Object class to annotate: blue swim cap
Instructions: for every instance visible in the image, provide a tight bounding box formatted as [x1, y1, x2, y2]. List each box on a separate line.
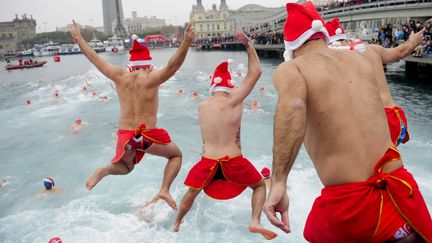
[44, 178, 55, 190]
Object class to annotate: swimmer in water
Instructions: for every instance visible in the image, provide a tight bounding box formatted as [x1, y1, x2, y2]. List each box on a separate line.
[0, 178, 7, 187]
[250, 100, 259, 111]
[178, 89, 185, 96]
[25, 100, 32, 105]
[192, 91, 199, 100]
[40, 178, 61, 193]
[259, 86, 266, 94]
[70, 118, 84, 135]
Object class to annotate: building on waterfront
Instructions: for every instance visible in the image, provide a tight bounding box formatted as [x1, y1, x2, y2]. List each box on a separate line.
[0, 14, 36, 54]
[227, 4, 286, 34]
[190, 0, 233, 38]
[123, 12, 166, 34]
[102, 0, 125, 35]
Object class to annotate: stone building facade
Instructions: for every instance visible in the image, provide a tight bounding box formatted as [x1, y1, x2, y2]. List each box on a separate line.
[0, 14, 37, 54]
[123, 12, 166, 34]
[190, 0, 233, 38]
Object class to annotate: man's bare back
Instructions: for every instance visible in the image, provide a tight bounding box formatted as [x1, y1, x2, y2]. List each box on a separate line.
[114, 70, 160, 130]
[276, 40, 397, 186]
[199, 95, 243, 158]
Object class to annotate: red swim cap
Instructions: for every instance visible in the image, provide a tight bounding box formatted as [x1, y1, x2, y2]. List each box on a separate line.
[261, 167, 271, 178]
[76, 118, 81, 124]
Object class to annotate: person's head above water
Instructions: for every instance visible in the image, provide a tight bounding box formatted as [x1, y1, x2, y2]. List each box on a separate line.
[44, 178, 55, 190]
[283, 1, 329, 61]
[75, 118, 82, 125]
[128, 35, 152, 71]
[209, 60, 235, 94]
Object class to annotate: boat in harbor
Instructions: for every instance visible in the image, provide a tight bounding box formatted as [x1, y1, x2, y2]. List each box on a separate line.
[33, 42, 61, 57]
[4, 60, 47, 70]
[89, 38, 106, 53]
[104, 36, 125, 52]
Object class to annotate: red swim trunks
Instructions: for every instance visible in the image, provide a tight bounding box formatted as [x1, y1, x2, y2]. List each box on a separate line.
[304, 147, 432, 242]
[184, 155, 262, 200]
[385, 106, 409, 146]
[111, 124, 171, 164]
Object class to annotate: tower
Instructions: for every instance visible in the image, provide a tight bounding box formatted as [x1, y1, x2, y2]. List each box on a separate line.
[102, 0, 124, 35]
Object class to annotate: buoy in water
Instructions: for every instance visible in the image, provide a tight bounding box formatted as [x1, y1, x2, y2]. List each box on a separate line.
[48, 237, 62, 243]
[53, 56, 61, 62]
[113, 47, 119, 53]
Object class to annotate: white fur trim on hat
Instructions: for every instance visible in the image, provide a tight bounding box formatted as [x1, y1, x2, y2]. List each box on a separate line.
[213, 77, 222, 84]
[311, 20, 323, 31]
[329, 34, 347, 44]
[132, 34, 138, 40]
[335, 28, 342, 35]
[210, 86, 233, 93]
[129, 60, 153, 67]
[284, 27, 330, 51]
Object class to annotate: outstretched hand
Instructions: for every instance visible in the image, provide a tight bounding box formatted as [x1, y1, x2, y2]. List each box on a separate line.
[69, 20, 82, 42]
[408, 28, 425, 47]
[184, 23, 196, 43]
[263, 182, 291, 233]
[235, 27, 251, 47]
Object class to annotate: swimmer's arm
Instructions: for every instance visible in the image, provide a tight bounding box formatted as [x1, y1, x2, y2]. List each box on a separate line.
[69, 20, 124, 82]
[272, 63, 307, 186]
[371, 28, 425, 64]
[149, 24, 196, 86]
[229, 36, 261, 105]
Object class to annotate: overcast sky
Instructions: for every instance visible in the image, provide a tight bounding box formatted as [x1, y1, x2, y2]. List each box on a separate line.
[1, 0, 290, 32]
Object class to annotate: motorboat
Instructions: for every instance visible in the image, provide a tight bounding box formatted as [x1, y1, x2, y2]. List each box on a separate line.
[4, 60, 47, 70]
[104, 36, 125, 52]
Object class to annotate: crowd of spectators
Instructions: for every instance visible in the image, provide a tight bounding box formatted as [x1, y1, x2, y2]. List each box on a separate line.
[316, 0, 431, 12]
[369, 20, 432, 57]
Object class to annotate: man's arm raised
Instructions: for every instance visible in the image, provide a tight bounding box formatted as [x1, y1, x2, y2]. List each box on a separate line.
[370, 28, 425, 64]
[263, 62, 307, 234]
[229, 28, 261, 106]
[69, 20, 124, 83]
[149, 24, 196, 85]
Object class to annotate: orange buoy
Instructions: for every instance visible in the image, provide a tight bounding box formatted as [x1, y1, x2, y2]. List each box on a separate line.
[53, 56, 61, 62]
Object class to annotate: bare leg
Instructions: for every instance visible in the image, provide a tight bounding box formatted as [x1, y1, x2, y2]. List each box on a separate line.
[143, 142, 182, 210]
[86, 151, 135, 190]
[248, 180, 278, 240]
[173, 188, 201, 232]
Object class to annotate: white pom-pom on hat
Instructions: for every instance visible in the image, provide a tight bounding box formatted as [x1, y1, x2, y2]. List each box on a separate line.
[311, 20, 323, 31]
[354, 43, 366, 53]
[227, 59, 234, 64]
[213, 77, 222, 84]
[283, 49, 293, 62]
[335, 28, 342, 35]
[131, 34, 138, 40]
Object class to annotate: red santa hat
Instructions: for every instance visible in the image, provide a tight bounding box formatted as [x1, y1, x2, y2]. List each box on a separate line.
[261, 167, 271, 179]
[325, 18, 347, 44]
[283, 1, 329, 61]
[209, 60, 235, 93]
[128, 34, 152, 70]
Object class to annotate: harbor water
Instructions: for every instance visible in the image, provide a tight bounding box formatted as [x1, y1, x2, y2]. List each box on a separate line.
[0, 49, 431, 242]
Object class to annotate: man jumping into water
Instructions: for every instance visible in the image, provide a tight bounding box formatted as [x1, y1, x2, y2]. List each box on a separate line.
[264, 2, 431, 242]
[325, 17, 426, 147]
[69, 20, 196, 210]
[172, 28, 277, 240]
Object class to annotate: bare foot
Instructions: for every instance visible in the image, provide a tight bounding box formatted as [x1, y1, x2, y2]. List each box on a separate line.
[86, 167, 107, 190]
[158, 191, 178, 211]
[143, 192, 177, 210]
[249, 223, 278, 240]
[172, 219, 184, 232]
